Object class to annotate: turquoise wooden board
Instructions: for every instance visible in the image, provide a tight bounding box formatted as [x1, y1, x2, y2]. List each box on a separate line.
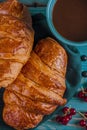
[0, 0, 87, 130]
[20, 0, 48, 4]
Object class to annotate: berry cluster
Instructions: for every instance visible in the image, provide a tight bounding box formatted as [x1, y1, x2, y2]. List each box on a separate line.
[78, 88, 87, 102]
[78, 112, 87, 129]
[56, 107, 76, 125]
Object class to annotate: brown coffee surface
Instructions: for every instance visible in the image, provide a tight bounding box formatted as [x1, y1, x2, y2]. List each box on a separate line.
[53, 0, 87, 42]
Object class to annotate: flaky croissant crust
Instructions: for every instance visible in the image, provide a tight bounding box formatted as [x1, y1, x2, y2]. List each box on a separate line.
[3, 37, 67, 130]
[0, 0, 34, 87]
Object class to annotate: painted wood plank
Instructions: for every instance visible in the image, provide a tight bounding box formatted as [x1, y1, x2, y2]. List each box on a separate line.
[29, 7, 46, 15]
[20, 0, 48, 4]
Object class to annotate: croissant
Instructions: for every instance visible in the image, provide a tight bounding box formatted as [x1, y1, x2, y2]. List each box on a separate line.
[3, 37, 67, 130]
[0, 0, 34, 87]
[0, 0, 33, 29]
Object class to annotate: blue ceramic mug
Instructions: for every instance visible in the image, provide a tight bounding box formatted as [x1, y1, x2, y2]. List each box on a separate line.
[46, 0, 87, 46]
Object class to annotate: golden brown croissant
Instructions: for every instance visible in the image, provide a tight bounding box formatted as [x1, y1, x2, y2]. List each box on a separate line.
[3, 37, 67, 130]
[0, 0, 34, 87]
[0, 0, 33, 29]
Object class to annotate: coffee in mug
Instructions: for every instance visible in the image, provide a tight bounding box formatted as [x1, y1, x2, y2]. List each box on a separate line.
[53, 0, 87, 42]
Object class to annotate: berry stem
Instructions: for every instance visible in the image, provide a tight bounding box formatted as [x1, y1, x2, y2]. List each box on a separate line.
[67, 105, 71, 113]
[77, 111, 87, 120]
[81, 87, 87, 94]
[82, 87, 84, 92]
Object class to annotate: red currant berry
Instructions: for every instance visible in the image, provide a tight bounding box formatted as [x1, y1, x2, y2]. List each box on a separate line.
[59, 116, 63, 123]
[78, 91, 85, 98]
[84, 96, 87, 102]
[85, 112, 87, 117]
[86, 126, 87, 130]
[62, 107, 69, 114]
[79, 120, 86, 127]
[67, 114, 72, 120]
[61, 116, 69, 125]
[70, 108, 76, 115]
[56, 115, 61, 122]
[84, 88, 87, 92]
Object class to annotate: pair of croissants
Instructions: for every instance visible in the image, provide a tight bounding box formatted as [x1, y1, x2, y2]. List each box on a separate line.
[0, 0, 68, 129]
